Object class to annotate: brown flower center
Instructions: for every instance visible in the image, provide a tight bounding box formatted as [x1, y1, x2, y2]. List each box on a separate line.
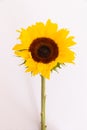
[29, 37, 59, 63]
[37, 45, 51, 58]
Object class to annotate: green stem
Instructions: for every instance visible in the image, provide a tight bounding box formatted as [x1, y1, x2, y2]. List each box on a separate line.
[41, 76, 46, 130]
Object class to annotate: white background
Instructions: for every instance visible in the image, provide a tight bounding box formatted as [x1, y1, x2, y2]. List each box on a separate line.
[0, 0, 87, 130]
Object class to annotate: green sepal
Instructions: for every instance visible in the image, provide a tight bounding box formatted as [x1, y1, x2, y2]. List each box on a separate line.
[19, 60, 26, 65]
[52, 63, 65, 72]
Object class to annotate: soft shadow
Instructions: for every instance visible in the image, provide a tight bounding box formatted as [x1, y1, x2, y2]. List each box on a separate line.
[25, 76, 40, 127]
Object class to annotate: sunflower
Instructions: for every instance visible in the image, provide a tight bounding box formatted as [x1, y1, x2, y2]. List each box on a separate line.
[13, 19, 76, 79]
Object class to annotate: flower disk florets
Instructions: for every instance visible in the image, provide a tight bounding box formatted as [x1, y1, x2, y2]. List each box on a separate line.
[29, 37, 58, 63]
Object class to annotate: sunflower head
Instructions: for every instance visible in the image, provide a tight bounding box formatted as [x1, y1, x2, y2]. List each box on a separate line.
[13, 19, 76, 79]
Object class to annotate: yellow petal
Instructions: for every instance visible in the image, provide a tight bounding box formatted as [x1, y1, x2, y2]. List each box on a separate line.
[13, 44, 28, 50]
[14, 50, 30, 59]
[65, 36, 76, 47]
[45, 19, 58, 36]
